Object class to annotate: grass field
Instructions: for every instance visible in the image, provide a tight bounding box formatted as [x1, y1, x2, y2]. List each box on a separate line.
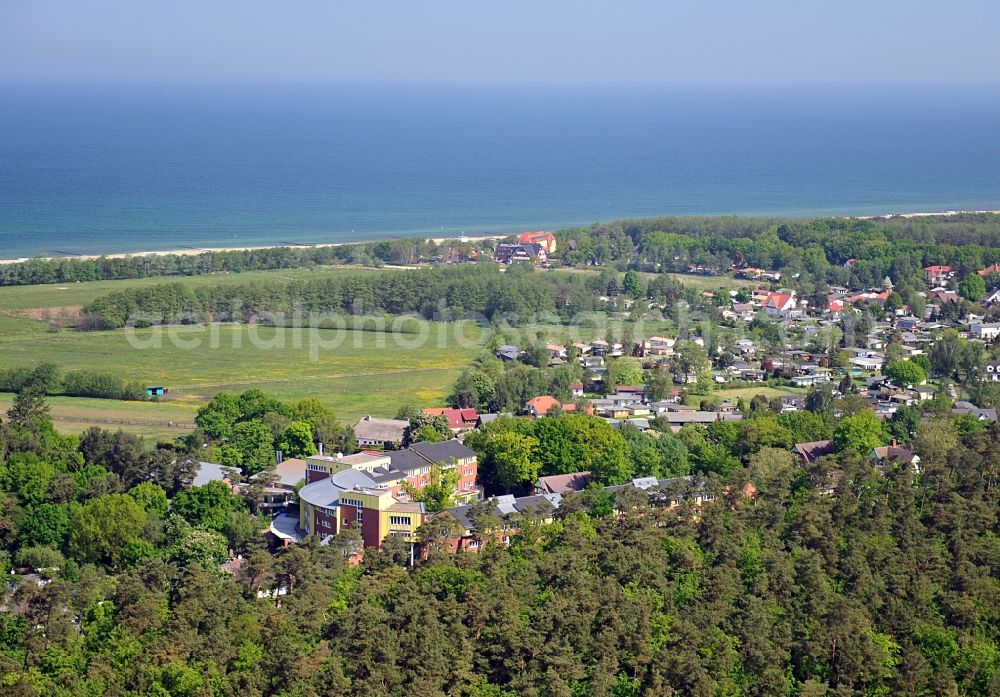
[0, 393, 200, 442]
[0, 267, 491, 431]
[662, 272, 748, 293]
[0, 321, 486, 424]
[684, 385, 806, 406]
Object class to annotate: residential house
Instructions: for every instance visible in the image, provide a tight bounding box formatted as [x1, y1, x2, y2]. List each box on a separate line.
[870, 443, 920, 470]
[648, 400, 695, 416]
[970, 323, 1000, 341]
[494, 242, 546, 264]
[524, 395, 590, 417]
[353, 416, 409, 449]
[779, 396, 806, 413]
[192, 461, 234, 488]
[763, 291, 798, 318]
[546, 344, 567, 360]
[535, 471, 592, 495]
[850, 355, 884, 373]
[422, 407, 480, 432]
[659, 411, 741, 432]
[952, 402, 998, 422]
[646, 336, 675, 355]
[731, 303, 756, 321]
[591, 339, 609, 357]
[794, 440, 834, 464]
[929, 289, 960, 305]
[791, 373, 830, 388]
[733, 339, 756, 356]
[496, 344, 520, 361]
[924, 265, 954, 286]
[827, 299, 846, 315]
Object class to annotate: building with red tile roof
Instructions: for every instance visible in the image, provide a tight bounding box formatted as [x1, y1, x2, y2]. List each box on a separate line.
[422, 407, 479, 431]
[516, 231, 557, 254]
[763, 291, 797, 317]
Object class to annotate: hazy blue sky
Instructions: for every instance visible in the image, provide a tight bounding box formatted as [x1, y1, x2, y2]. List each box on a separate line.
[3, 0, 999, 85]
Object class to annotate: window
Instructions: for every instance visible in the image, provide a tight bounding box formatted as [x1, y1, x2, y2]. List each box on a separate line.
[340, 497, 362, 508]
[356, 510, 363, 523]
[390, 515, 410, 526]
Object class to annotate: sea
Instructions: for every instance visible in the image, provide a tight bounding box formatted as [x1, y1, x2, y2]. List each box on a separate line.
[2, 83, 1000, 259]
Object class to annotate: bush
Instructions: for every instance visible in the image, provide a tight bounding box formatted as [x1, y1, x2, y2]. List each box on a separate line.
[62, 370, 147, 401]
[15, 545, 66, 572]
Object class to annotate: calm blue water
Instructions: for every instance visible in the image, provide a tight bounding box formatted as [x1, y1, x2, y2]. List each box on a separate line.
[1, 84, 1000, 258]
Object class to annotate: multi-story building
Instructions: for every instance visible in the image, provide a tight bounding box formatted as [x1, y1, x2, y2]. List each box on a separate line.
[924, 265, 954, 286]
[516, 231, 557, 254]
[298, 440, 481, 549]
[494, 242, 546, 264]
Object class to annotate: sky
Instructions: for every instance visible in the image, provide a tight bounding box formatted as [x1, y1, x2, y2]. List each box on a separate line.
[2, 0, 999, 85]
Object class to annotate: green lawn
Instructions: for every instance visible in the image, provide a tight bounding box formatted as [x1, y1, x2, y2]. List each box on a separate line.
[685, 385, 806, 406]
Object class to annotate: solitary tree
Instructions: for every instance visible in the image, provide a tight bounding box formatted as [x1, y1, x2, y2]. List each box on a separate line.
[833, 410, 889, 454]
[278, 421, 318, 459]
[884, 360, 926, 387]
[958, 273, 986, 302]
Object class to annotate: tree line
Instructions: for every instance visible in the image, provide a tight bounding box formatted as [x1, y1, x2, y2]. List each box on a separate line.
[0, 363, 147, 401]
[79, 265, 646, 329]
[0, 237, 465, 287]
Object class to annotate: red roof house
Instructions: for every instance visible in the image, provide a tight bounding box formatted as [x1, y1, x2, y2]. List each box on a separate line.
[422, 407, 479, 431]
[763, 292, 797, 317]
[516, 231, 557, 254]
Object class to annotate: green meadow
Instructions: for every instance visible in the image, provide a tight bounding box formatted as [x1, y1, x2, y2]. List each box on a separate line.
[0, 268, 487, 434]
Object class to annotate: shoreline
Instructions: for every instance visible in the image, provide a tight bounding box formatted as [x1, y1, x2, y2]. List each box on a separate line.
[2, 209, 999, 265]
[0, 233, 509, 265]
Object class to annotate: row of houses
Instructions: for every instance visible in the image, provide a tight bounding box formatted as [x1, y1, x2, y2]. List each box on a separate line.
[438, 474, 735, 554]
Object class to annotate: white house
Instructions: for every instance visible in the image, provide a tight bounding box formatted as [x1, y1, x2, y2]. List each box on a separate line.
[763, 291, 798, 318]
[970, 323, 1000, 341]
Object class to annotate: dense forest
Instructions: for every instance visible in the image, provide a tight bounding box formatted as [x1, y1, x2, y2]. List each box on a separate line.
[0, 387, 997, 695]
